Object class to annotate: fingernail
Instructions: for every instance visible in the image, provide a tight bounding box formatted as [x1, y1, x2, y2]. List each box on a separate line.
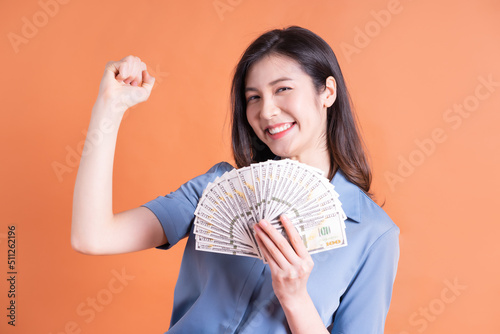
[259, 219, 268, 227]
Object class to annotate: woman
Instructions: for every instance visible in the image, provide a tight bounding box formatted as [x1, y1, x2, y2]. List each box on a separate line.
[72, 26, 399, 333]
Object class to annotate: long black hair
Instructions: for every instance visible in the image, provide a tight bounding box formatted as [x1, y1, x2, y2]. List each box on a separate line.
[230, 26, 372, 194]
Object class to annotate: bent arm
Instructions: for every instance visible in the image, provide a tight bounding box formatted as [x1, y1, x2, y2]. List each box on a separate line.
[71, 98, 167, 255]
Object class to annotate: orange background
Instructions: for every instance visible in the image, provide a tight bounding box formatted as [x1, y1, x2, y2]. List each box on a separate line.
[1, 0, 499, 333]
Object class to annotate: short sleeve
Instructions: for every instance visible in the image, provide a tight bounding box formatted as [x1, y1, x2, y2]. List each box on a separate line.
[330, 225, 400, 334]
[141, 162, 234, 250]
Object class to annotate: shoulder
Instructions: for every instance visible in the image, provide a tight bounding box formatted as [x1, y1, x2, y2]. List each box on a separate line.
[332, 170, 399, 248]
[359, 191, 399, 240]
[174, 161, 235, 204]
[190, 161, 235, 187]
[205, 161, 235, 175]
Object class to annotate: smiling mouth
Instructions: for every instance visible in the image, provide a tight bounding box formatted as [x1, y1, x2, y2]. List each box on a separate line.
[267, 122, 295, 135]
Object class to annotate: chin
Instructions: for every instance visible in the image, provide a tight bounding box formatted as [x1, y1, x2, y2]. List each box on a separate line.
[263, 137, 299, 158]
[269, 147, 295, 159]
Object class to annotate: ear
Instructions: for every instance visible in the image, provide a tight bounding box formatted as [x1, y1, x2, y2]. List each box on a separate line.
[321, 76, 337, 108]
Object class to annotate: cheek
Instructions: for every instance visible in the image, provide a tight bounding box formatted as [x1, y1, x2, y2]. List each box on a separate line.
[285, 94, 307, 119]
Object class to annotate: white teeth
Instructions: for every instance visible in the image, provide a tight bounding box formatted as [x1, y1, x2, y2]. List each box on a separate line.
[268, 123, 292, 135]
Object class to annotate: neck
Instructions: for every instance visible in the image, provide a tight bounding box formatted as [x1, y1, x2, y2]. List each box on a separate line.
[288, 147, 331, 178]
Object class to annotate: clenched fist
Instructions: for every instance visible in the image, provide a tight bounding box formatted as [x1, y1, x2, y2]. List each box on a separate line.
[97, 55, 155, 112]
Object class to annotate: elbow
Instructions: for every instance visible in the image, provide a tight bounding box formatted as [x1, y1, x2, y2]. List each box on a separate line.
[71, 235, 90, 255]
[70, 216, 108, 255]
[71, 233, 100, 255]
[71, 217, 115, 255]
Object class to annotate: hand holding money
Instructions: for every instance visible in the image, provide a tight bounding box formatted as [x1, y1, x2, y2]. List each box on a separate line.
[193, 159, 348, 260]
[254, 214, 314, 303]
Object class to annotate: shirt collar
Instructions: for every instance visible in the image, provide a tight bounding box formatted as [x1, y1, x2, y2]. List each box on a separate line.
[331, 169, 361, 223]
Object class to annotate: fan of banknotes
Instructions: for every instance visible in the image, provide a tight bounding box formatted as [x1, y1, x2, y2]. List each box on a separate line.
[193, 159, 347, 260]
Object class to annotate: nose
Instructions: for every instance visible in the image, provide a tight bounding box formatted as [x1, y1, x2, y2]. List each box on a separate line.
[260, 96, 280, 120]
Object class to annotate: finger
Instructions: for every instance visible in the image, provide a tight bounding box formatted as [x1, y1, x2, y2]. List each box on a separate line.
[115, 56, 139, 84]
[111, 55, 134, 79]
[129, 58, 143, 86]
[130, 62, 146, 86]
[130, 71, 155, 103]
[115, 62, 129, 82]
[280, 215, 308, 258]
[141, 69, 155, 90]
[254, 226, 281, 270]
[104, 60, 123, 82]
[258, 219, 300, 263]
[254, 231, 269, 262]
[123, 61, 135, 84]
[254, 222, 292, 269]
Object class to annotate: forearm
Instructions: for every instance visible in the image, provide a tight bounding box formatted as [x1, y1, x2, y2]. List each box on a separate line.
[281, 293, 329, 334]
[71, 98, 125, 251]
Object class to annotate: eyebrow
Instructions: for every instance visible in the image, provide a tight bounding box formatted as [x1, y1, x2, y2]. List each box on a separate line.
[245, 77, 293, 93]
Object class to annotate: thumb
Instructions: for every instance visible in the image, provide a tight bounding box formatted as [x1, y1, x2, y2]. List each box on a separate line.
[104, 61, 121, 79]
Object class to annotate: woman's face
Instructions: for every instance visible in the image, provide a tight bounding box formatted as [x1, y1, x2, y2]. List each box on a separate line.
[245, 54, 335, 162]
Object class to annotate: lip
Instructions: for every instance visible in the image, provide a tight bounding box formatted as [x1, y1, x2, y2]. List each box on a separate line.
[265, 122, 296, 140]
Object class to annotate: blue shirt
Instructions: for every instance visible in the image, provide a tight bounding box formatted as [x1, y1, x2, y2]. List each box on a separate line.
[141, 162, 400, 333]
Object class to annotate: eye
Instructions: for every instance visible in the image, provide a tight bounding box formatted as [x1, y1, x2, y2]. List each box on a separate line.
[277, 87, 291, 93]
[246, 95, 260, 103]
